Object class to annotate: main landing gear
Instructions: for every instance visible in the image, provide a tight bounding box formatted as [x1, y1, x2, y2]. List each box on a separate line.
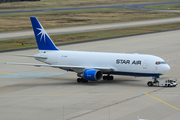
[77, 78, 88, 83]
[76, 74, 114, 83]
[103, 75, 114, 80]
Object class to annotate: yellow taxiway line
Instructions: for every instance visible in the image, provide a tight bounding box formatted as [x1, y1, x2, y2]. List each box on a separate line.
[145, 93, 180, 111]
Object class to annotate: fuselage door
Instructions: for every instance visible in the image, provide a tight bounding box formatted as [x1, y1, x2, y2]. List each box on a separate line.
[143, 60, 147, 69]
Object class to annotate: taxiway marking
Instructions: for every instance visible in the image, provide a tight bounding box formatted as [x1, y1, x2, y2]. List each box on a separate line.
[145, 93, 180, 111]
[0, 92, 180, 98]
[0, 72, 65, 78]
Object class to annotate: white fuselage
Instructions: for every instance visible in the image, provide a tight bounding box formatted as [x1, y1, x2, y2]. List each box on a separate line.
[36, 50, 170, 77]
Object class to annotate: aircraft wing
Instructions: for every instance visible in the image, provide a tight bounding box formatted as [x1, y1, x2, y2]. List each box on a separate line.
[4, 62, 114, 73]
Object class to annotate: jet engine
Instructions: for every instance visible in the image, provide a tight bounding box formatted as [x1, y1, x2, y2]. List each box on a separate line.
[83, 69, 102, 81]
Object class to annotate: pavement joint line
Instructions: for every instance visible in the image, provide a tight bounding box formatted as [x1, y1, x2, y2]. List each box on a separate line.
[144, 93, 180, 111]
[67, 93, 145, 120]
[0, 92, 180, 98]
[0, 72, 39, 77]
[0, 72, 12, 75]
[154, 92, 180, 94]
[0, 92, 137, 98]
[0, 72, 64, 78]
[0, 56, 26, 63]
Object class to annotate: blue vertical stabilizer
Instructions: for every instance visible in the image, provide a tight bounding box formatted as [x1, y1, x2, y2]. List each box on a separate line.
[30, 17, 59, 51]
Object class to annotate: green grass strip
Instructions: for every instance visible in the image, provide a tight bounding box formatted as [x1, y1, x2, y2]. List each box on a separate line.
[0, 22, 180, 52]
[1, 8, 180, 33]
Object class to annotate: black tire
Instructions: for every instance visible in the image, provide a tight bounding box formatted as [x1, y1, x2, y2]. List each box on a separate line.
[103, 76, 107, 80]
[147, 81, 153, 86]
[81, 78, 88, 83]
[107, 76, 110, 80]
[81, 78, 85, 83]
[77, 78, 81, 83]
[110, 76, 114, 80]
[84, 80, 88, 83]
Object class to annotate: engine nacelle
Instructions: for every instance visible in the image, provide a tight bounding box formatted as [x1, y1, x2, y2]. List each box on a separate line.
[83, 69, 102, 81]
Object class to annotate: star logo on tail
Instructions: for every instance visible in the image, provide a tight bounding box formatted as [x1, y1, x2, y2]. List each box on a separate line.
[36, 27, 46, 42]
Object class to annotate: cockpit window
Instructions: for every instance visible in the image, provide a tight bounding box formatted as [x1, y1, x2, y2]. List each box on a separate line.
[155, 61, 166, 65]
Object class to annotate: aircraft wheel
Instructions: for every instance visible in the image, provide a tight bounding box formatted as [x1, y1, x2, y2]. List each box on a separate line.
[81, 78, 85, 83]
[110, 76, 114, 80]
[103, 76, 107, 80]
[77, 78, 81, 83]
[107, 76, 113, 80]
[81, 78, 88, 83]
[147, 81, 153, 86]
[85, 80, 88, 83]
[83, 79, 88, 83]
[103, 76, 114, 80]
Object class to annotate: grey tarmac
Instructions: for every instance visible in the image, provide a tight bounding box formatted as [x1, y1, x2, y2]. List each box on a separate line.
[0, 30, 180, 120]
[1, 17, 180, 41]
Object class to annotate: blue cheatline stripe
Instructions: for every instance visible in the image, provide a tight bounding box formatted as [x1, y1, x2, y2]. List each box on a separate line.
[30, 17, 59, 51]
[104, 71, 162, 77]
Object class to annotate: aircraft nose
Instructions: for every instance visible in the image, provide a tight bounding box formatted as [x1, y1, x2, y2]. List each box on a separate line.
[165, 64, 170, 73]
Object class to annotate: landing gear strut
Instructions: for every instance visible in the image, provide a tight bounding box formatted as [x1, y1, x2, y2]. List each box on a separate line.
[103, 75, 114, 80]
[77, 78, 88, 83]
[147, 76, 159, 86]
[153, 78, 159, 83]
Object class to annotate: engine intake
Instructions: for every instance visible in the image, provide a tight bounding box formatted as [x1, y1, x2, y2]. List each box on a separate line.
[83, 69, 102, 81]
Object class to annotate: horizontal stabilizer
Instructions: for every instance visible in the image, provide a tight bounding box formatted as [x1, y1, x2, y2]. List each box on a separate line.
[12, 54, 47, 59]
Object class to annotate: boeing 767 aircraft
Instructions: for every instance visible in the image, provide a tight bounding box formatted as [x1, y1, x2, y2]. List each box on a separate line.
[6, 17, 170, 83]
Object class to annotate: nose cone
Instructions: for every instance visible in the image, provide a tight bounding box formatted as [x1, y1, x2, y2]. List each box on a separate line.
[164, 64, 170, 73]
